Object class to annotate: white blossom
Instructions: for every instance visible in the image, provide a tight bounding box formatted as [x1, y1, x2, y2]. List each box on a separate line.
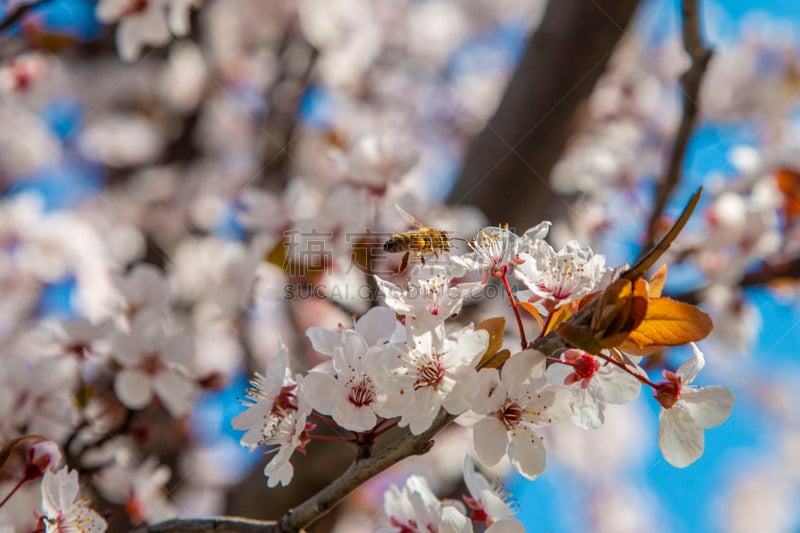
[470, 350, 573, 480]
[369, 326, 488, 435]
[655, 344, 734, 467]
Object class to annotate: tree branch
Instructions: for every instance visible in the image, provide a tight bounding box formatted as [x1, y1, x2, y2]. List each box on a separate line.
[642, 0, 713, 245]
[448, 0, 641, 231]
[139, 517, 275, 532]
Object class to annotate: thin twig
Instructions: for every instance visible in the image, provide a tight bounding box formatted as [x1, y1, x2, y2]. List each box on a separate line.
[642, 0, 713, 249]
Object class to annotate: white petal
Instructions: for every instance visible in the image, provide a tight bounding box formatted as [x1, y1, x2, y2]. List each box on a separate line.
[375, 276, 411, 314]
[473, 417, 508, 467]
[447, 329, 489, 367]
[503, 349, 546, 385]
[442, 368, 478, 415]
[677, 343, 706, 384]
[355, 306, 397, 346]
[114, 369, 152, 409]
[406, 388, 441, 435]
[332, 402, 377, 433]
[42, 467, 78, 516]
[300, 373, 340, 415]
[306, 327, 339, 355]
[440, 505, 472, 533]
[152, 371, 195, 416]
[264, 456, 294, 488]
[597, 366, 641, 404]
[682, 386, 734, 429]
[472, 368, 504, 414]
[508, 429, 546, 480]
[658, 402, 704, 468]
[333, 330, 368, 373]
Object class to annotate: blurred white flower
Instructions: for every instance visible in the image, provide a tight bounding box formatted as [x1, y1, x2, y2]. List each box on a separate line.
[79, 114, 165, 167]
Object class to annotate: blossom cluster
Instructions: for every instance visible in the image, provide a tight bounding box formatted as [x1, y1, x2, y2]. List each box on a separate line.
[232, 221, 734, 530]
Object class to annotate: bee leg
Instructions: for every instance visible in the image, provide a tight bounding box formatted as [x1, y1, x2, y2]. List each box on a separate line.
[395, 252, 410, 275]
[420, 253, 426, 266]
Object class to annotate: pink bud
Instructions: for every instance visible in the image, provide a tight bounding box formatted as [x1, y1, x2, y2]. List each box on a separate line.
[24, 440, 62, 480]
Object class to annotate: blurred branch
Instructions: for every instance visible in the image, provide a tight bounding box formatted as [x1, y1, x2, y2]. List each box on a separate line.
[0, 0, 50, 34]
[139, 517, 274, 532]
[448, 0, 641, 231]
[674, 255, 800, 305]
[642, 0, 713, 247]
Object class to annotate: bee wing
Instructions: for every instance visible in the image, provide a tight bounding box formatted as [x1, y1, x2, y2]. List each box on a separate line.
[395, 204, 426, 229]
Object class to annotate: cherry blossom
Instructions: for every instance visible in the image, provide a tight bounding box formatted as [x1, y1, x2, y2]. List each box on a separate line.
[369, 326, 489, 435]
[461, 458, 524, 533]
[378, 475, 471, 533]
[301, 329, 392, 433]
[654, 344, 734, 467]
[515, 240, 612, 310]
[470, 350, 573, 480]
[232, 340, 313, 487]
[375, 267, 481, 336]
[41, 467, 107, 533]
[125, 458, 178, 525]
[110, 314, 196, 416]
[545, 349, 642, 429]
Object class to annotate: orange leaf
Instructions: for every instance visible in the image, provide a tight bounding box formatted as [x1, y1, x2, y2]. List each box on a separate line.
[476, 317, 506, 368]
[591, 278, 648, 347]
[626, 298, 712, 348]
[544, 305, 572, 335]
[518, 302, 544, 329]
[477, 349, 511, 370]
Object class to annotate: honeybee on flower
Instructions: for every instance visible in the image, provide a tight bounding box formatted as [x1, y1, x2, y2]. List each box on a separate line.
[384, 205, 453, 274]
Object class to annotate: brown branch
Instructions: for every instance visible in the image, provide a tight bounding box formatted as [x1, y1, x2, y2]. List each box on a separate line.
[642, 0, 713, 246]
[276, 412, 445, 532]
[138, 517, 275, 532]
[448, 0, 641, 231]
[673, 255, 800, 305]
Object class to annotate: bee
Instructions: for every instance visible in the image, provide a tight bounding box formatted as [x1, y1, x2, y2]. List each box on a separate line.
[384, 205, 452, 274]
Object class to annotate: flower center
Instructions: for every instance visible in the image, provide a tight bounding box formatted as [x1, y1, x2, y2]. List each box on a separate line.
[414, 354, 445, 390]
[347, 375, 376, 407]
[498, 399, 523, 430]
[573, 354, 598, 379]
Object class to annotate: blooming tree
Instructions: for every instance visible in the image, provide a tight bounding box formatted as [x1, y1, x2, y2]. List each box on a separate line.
[3, 0, 798, 530]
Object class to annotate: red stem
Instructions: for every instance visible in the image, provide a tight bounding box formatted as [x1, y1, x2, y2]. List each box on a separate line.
[0, 477, 27, 510]
[500, 266, 527, 348]
[596, 352, 657, 388]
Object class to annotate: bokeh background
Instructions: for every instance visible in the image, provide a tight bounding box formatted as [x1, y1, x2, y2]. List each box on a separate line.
[2, 0, 800, 531]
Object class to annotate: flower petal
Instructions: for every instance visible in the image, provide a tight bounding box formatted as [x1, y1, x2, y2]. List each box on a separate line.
[508, 428, 546, 480]
[683, 386, 734, 429]
[114, 369, 152, 409]
[355, 306, 397, 346]
[152, 370, 195, 416]
[658, 402, 704, 468]
[473, 417, 508, 467]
